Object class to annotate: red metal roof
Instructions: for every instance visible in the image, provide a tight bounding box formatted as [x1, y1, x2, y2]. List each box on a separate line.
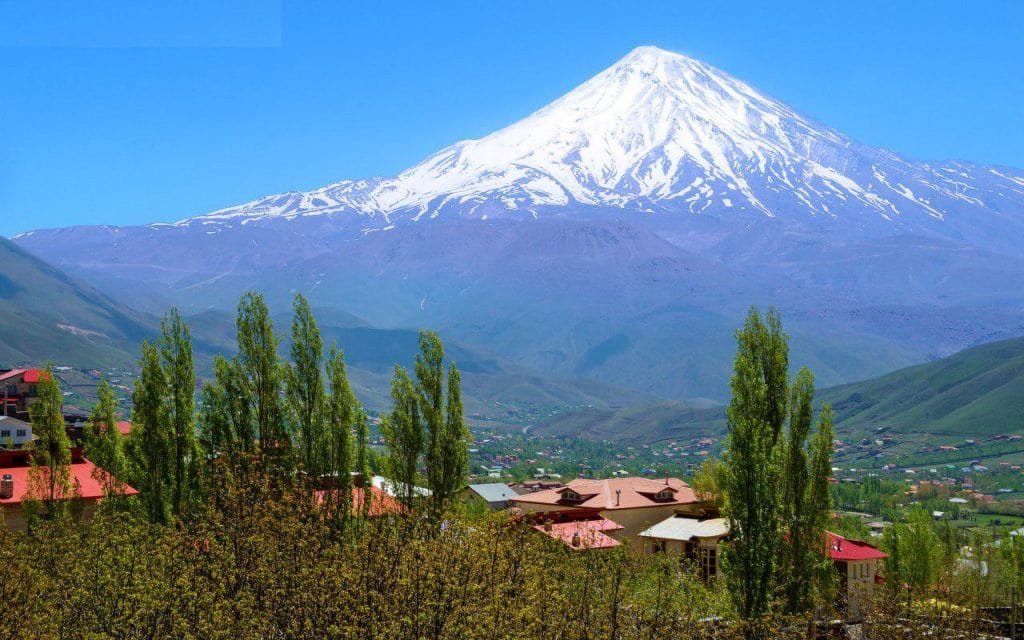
[0, 459, 139, 505]
[827, 531, 888, 561]
[533, 516, 624, 550]
[0, 369, 26, 382]
[0, 369, 47, 384]
[115, 421, 132, 436]
[512, 476, 698, 511]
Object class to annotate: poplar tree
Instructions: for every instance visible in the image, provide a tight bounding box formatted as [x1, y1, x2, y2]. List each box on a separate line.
[286, 293, 327, 476]
[722, 308, 838, 623]
[131, 342, 172, 523]
[27, 366, 73, 520]
[326, 344, 355, 522]
[721, 307, 788, 622]
[84, 378, 126, 488]
[780, 368, 817, 613]
[416, 331, 446, 511]
[355, 408, 372, 517]
[160, 307, 199, 516]
[431, 363, 468, 514]
[236, 291, 288, 460]
[382, 365, 422, 507]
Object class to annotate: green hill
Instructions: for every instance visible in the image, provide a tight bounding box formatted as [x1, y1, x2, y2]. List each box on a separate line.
[0, 236, 156, 368]
[540, 336, 1024, 443]
[819, 336, 1024, 438]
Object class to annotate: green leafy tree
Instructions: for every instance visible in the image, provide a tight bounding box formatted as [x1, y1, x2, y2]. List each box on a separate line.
[160, 307, 199, 516]
[325, 345, 357, 522]
[27, 366, 74, 520]
[355, 408, 372, 517]
[382, 366, 422, 507]
[286, 293, 327, 476]
[883, 508, 942, 593]
[84, 378, 127, 490]
[129, 342, 173, 523]
[236, 291, 287, 458]
[721, 308, 788, 622]
[432, 363, 469, 514]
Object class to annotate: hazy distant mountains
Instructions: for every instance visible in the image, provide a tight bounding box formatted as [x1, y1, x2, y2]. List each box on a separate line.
[534, 335, 1024, 444]
[13, 46, 1024, 404]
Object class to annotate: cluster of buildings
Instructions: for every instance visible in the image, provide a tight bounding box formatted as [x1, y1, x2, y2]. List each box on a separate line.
[1, 368, 138, 530]
[463, 475, 886, 619]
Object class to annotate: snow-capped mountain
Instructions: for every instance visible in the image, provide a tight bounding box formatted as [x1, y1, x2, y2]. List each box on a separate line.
[11, 46, 1024, 404]
[175, 45, 1024, 242]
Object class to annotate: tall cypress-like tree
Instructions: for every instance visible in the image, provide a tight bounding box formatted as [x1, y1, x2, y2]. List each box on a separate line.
[381, 365, 422, 507]
[84, 378, 126, 490]
[236, 291, 288, 460]
[806, 405, 836, 600]
[286, 293, 327, 476]
[27, 366, 74, 520]
[131, 342, 172, 523]
[722, 308, 837, 623]
[355, 408, 372, 517]
[160, 307, 198, 516]
[721, 307, 788, 622]
[781, 368, 816, 614]
[416, 331, 446, 511]
[325, 344, 355, 522]
[431, 363, 468, 514]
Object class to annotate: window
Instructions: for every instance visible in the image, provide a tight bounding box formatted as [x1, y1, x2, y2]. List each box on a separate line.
[5, 385, 15, 395]
[561, 489, 581, 502]
[16, 429, 26, 437]
[700, 547, 718, 580]
[0, 430, 9, 438]
[652, 540, 666, 553]
[655, 489, 674, 500]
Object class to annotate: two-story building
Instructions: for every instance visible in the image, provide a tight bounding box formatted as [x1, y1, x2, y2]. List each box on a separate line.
[512, 476, 711, 547]
[0, 368, 47, 420]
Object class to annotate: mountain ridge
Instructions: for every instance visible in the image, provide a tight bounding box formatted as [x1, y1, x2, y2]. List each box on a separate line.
[11, 46, 1024, 405]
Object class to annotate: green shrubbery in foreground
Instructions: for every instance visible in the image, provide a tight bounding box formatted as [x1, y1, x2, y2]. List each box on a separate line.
[0, 466, 1012, 640]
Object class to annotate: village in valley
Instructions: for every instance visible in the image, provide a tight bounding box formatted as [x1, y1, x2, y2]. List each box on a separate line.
[6, 356, 1024, 630]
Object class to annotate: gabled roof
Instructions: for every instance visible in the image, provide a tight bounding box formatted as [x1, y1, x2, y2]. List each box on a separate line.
[0, 415, 32, 429]
[640, 516, 730, 541]
[0, 459, 138, 505]
[0, 369, 47, 384]
[466, 482, 517, 503]
[827, 531, 888, 561]
[512, 476, 698, 510]
[533, 516, 623, 550]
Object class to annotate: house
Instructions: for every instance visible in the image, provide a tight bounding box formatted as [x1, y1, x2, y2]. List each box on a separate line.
[0, 415, 33, 449]
[639, 515, 730, 579]
[461, 482, 518, 510]
[512, 476, 708, 544]
[0, 458, 139, 531]
[0, 368, 48, 419]
[827, 531, 887, 621]
[531, 510, 624, 551]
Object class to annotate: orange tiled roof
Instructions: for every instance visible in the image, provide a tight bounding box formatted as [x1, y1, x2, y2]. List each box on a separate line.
[512, 476, 698, 510]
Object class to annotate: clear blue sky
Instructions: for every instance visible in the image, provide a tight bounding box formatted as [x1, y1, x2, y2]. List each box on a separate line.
[3, 0, 1023, 236]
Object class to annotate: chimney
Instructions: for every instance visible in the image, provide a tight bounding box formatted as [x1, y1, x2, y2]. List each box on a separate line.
[0, 474, 13, 499]
[615, 488, 621, 506]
